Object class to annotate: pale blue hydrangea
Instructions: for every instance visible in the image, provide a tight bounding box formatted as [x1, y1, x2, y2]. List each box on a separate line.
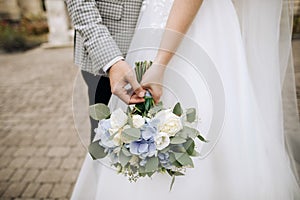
[129, 137, 156, 159]
[158, 152, 172, 169]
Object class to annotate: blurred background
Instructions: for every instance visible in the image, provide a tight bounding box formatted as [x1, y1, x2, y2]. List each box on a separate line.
[0, 0, 299, 199]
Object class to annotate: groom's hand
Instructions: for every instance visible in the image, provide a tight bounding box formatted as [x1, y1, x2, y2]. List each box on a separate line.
[108, 60, 145, 104]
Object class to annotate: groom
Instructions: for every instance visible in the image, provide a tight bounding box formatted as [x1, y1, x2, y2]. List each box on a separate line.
[66, 0, 145, 141]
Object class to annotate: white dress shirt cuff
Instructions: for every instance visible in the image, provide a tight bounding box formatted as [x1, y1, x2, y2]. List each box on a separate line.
[102, 56, 124, 73]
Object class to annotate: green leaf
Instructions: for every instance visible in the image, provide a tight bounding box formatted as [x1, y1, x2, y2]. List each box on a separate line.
[89, 103, 110, 120]
[148, 102, 163, 116]
[181, 126, 199, 139]
[88, 140, 107, 160]
[169, 153, 183, 168]
[190, 150, 200, 157]
[121, 146, 131, 157]
[183, 138, 195, 156]
[122, 128, 141, 143]
[174, 153, 194, 167]
[138, 166, 146, 177]
[127, 114, 133, 127]
[170, 175, 175, 191]
[173, 102, 183, 116]
[145, 156, 159, 173]
[170, 137, 186, 144]
[197, 134, 208, 143]
[176, 128, 188, 139]
[119, 149, 131, 167]
[160, 146, 170, 154]
[186, 108, 196, 122]
[170, 145, 186, 153]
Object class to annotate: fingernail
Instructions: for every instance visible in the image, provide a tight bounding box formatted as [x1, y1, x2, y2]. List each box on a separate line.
[138, 91, 145, 97]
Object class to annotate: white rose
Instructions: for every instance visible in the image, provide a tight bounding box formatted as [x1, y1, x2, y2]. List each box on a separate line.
[110, 108, 128, 129]
[132, 115, 145, 128]
[155, 132, 170, 150]
[155, 109, 183, 136]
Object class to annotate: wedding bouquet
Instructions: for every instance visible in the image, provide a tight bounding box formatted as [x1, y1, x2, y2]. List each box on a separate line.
[88, 61, 207, 190]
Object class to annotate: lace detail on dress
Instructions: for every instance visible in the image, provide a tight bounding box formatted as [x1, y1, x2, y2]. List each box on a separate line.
[140, 0, 173, 29]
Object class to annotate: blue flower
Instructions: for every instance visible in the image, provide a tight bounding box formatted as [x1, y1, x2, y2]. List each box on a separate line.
[99, 130, 115, 149]
[141, 119, 159, 140]
[99, 119, 111, 131]
[130, 138, 156, 159]
[158, 152, 172, 169]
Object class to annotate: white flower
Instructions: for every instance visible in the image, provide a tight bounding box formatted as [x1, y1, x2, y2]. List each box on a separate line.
[110, 108, 128, 129]
[108, 128, 119, 136]
[112, 125, 131, 146]
[155, 109, 183, 136]
[113, 131, 122, 146]
[132, 115, 145, 128]
[155, 132, 170, 150]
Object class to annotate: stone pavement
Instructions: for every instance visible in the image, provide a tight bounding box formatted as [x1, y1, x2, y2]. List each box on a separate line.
[0, 41, 299, 200]
[0, 47, 85, 200]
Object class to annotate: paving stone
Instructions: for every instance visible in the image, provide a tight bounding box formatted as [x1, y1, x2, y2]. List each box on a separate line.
[3, 182, 27, 198]
[49, 183, 71, 199]
[14, 147, 36, 157]
[47, 147, 70, 157]
[35, 183, 53, 198]
[10, 169, 27, 181]
[36, 170, 64, 183]
[1, 146, 18, 156]
[0, 182, 10, 196]
[0, 156, 12, 169]
[23, 169, 40, 182]
[24, 157, 50, 169]
[61, 158, 79, 170]
[0, 168, 15, 181]
[61, 170, 79, 183]
[21, 183, 40, 198]
[34, 147, 49, 156]
[45, 158, 61, 170]
[8, 157, 27, 169]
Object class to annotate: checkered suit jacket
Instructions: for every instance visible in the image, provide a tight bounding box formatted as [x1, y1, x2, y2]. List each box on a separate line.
[66, 0, 143, 75]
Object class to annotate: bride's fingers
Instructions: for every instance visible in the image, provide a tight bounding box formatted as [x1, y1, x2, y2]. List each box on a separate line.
[129, 94, 145, 104]
[142, 85, 162, 105]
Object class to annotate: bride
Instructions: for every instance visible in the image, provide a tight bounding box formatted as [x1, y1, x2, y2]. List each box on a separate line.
[71, 0, 300, 199]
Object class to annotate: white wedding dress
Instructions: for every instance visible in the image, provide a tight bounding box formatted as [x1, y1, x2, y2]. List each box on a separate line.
[71, 0, 300, 199]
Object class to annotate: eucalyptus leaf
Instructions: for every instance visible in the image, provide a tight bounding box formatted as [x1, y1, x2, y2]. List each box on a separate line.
[169, 153, 182, 168]
[119, 150, 131, 167]
[88, 140, 107, 160]
[183, 126, 200, 139]
[183, 138, 195, 156]
[174, 153, 194, 167]
[190, 150, 200, 157]
[170, 137, 187, 144]
[186, 108, 196, 122]
[148, 102, 163, 116]
[121, 146, 131, 157]
[145, 156, 159, 173]
[170, 145, 186, 153]
[122, 128, 141, 143]
[170, 175, 175, 191]
[197, 134, 208, 143]
[89, 103, 110, 120]
[138, 166, 146, 177]
[173, 102, 183, 116]
[127, 113, 133, 127]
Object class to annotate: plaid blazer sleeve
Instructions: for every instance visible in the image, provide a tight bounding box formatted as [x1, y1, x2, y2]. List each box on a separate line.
[66, 0, 123, 75]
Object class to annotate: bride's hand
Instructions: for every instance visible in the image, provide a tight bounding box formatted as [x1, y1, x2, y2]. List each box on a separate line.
[141, 63, 166, 104]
